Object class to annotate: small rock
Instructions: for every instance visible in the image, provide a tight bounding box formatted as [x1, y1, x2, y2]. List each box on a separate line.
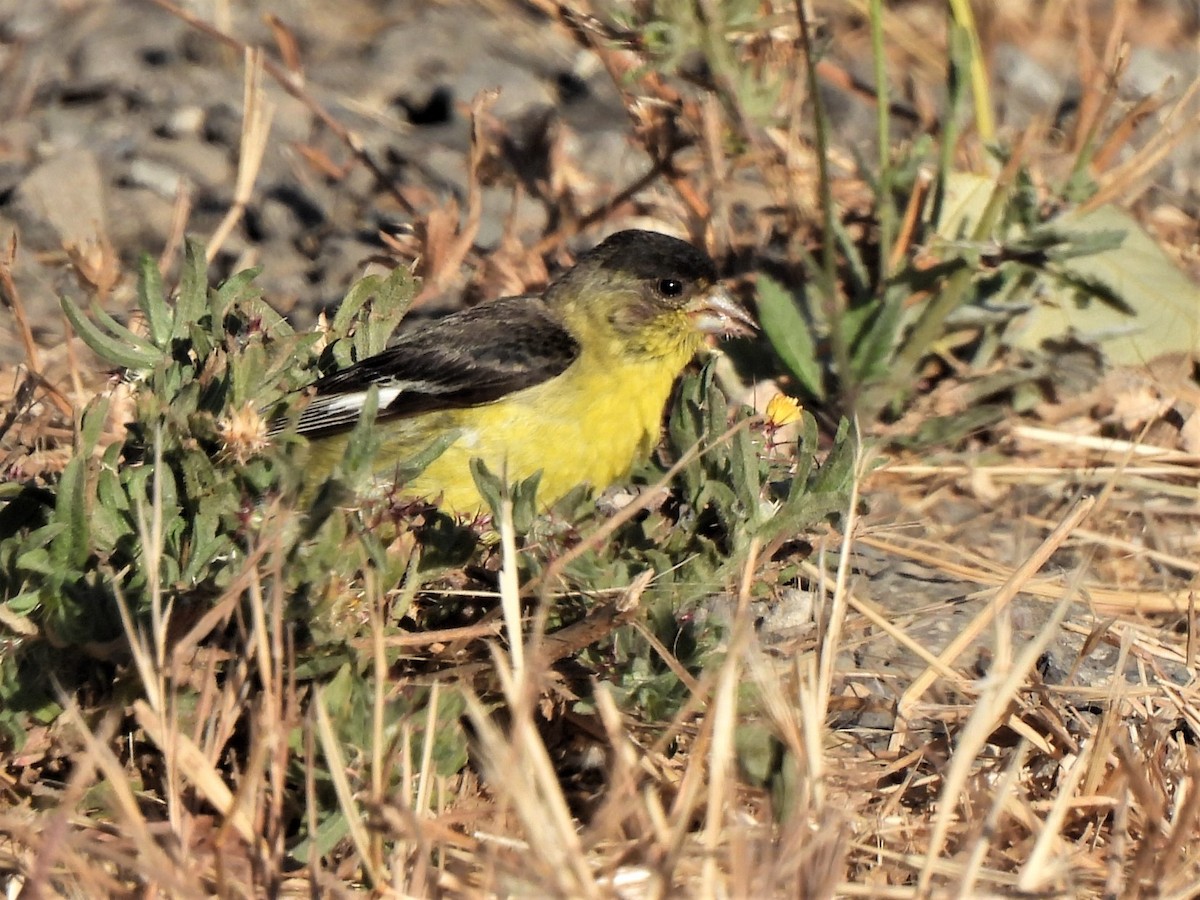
[759, 588, 818, 641]
[992, 43, 1073, 126]
[125, 158, 189, 199]
[129, 135, 233, 196]
[1122, 46, 1192, 97]
[12, 148, 109, 252]
[160, 105, 206, 139]
[202, 103, 243, 150]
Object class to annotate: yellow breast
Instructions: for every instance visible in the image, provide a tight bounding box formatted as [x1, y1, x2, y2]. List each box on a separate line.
[405, 349, 686, 513]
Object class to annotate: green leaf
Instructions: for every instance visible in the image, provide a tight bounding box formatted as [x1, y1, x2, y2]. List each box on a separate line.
[391, 430, 459, 487]
[334, 387, 382, 494]
[512, 473, 544, 532]
[899, 403, 1008, 449]
[289, 812, 350, 865]
[331, 274, 380, 334]
[4, 591, 41, 616]
[467, 457, 546, 526]
[757, 275, 824, 400]
[667, 371, 706, 501]
[173, 240, 209, 342]
[179, 446, 218, 501]
[359, 267, 417, 359]
[15, 546, 56, 576]
[735, 722, 782, 786]
[52, 454, 89, 570]
[136, 254, 172, 346]
[850, 295, 903, 382]
[331, 267, 418, 365]
[469, 458, 505, 518]
[212, 266, 264, 322]
[809, 417, 856, 496]
[933, 175, 1197, 366]
[1011, 205, 1200, 364]
[61, 295, 158, 370]
[728, 423, 761, 514]
[79, 396, 111, 451]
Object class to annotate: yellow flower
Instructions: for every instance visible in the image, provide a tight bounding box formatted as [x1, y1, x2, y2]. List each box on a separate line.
[765, 393, 803, 428]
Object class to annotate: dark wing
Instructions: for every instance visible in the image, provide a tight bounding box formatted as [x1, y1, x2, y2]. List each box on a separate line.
[284, 295, 579, 436]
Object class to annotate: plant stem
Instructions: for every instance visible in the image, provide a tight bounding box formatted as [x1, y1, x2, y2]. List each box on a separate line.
[869, 0, 895, 285]
[794, 0, 853, 410]
[947, 0, 995, 143]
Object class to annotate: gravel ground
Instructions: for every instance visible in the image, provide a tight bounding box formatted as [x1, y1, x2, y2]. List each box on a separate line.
[0, 0, 668, 354]
[2, 1, 1195, 359]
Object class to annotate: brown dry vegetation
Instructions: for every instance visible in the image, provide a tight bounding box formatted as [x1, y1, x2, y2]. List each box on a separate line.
[2, 0, 1200, 897]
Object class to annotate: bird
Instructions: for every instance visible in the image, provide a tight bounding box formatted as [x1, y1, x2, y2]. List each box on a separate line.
[276, 229, 754, 514]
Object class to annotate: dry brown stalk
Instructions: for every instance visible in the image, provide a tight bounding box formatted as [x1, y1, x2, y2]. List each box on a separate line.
[206, 49, 274, 264]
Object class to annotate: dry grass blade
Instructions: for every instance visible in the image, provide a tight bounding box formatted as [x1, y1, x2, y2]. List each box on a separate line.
[313, 688, 387, 888]
[462, 677, 601, 897]
[132, 700, 266, 856]
[1082, 71, 1200, 212]
[207, 48, 275, 264]
[540, 568, 651, 664]
[0, 235, 42, 377]
[817, 429, 867, 722]
[631, 605, 702, 697]
[956, 738, 1032, 896]
[915, 592, 1075, 896]
[1015, 739, 1091, 891]
[1010, 424, 1200, 460]
[497, 496, 525, 677]
[55, 704, 205, 898]
[893, 495, 1093, 744]
[701, 538, 761, 896]
[157, 177, 193, 276]
[859, 526, 1198, 616]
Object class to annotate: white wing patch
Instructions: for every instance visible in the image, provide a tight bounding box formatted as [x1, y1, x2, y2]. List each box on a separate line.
[320, 391, 371, 418]
[373, 387, 404, 410]
[282, 386, 401, 435]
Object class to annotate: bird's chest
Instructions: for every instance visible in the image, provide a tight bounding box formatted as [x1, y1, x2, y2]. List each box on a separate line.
[434, 354, 680, 507]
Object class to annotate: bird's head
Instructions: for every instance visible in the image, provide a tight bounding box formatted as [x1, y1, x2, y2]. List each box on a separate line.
[546, 230, 755, 360]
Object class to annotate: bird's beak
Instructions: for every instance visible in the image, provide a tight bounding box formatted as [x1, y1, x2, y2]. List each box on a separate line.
[687, 284, 756, 338]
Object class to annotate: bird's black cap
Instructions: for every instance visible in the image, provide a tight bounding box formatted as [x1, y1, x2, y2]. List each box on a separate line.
[572, 229, 718, 285]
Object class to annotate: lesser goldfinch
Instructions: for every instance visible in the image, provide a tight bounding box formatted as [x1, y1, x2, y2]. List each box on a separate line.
[279, 229, 753, 513]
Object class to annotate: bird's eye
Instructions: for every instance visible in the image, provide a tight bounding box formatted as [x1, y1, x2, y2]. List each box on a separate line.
[657, 278, 685, 298]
